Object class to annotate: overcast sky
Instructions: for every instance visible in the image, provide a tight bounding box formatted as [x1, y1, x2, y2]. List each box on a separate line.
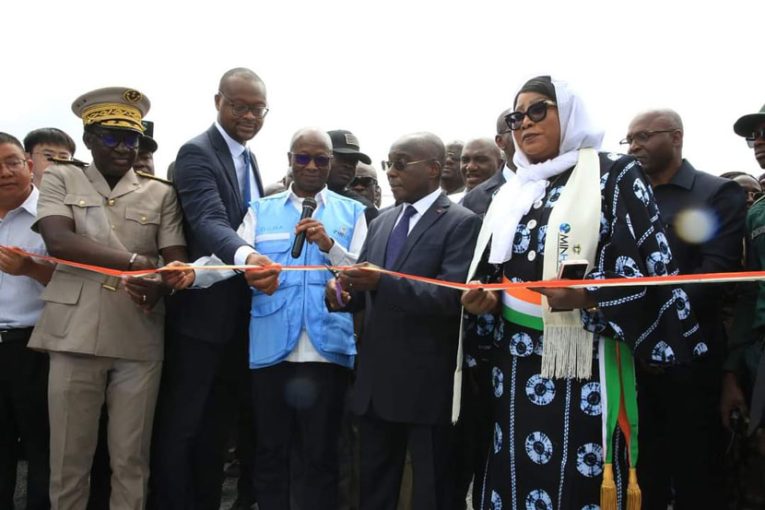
[4, 0, 764, 195]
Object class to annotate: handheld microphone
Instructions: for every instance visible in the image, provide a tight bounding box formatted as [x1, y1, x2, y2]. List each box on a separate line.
[291, 197, 318, 258]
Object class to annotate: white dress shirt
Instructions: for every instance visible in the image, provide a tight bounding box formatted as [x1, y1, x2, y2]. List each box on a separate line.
[214, 122, 262, 266]
[0, 187, 46, 329]
[393, 187, 444, 234]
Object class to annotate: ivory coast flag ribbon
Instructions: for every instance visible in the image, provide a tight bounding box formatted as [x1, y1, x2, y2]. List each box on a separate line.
[599, 337, 641, 510]
[502, 277, 544, 331]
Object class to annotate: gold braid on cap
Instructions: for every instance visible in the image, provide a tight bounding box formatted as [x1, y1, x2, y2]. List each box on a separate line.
[81, 103, 144, 132]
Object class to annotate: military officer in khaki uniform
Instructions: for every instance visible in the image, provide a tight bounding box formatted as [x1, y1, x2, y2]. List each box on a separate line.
[28, 87, 188, 510]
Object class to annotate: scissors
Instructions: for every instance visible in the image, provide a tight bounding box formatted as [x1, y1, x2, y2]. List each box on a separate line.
[325, 265, 344, 305]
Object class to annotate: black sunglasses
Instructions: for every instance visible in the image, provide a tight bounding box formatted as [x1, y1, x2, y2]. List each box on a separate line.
[91, 128, 140, 149]
[291, 153, 332, 167]
[350, 176, 377, 187]
[385, 158, 433, 171]
[505, 100, 557, 131]
[746, 126, 765, 149]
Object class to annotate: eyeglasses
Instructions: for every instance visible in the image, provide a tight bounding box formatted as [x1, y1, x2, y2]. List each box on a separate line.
[218, 91, 269, 119]
[32, 150, 72, 161]
[497, 128, 513, 135]
[385, 158, 433, 171]
[350, 176, 377, 188]
[619, 130, 677, 146]
[505, 100, 557, 131]
[291, 153, 332, 167]
[91, 129, 141, 149]
[0, 157, 28, 172]
[746, 127, 765, 149]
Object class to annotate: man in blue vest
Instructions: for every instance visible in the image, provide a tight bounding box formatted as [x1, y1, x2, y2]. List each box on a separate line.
[190, 128, 367, 508]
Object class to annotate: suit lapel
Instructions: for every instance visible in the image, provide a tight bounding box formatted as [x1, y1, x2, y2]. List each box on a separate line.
[208, 126, 242, 208]
[393, 193, 450, 270]
[370, 205, 401, 267]
[249, 150, 264, 197]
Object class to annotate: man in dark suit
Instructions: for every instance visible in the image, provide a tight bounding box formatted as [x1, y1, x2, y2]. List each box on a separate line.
[462, 108, 516, 215]
[624, 109, 746, 510]
[327, 132, 481, 510]
[150, 67, 279, 510]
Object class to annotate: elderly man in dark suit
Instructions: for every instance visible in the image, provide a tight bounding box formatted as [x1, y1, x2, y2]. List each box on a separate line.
[150, 67, 279, 510]
[461, 108, 516, 215]
[327, 132, 481, 510]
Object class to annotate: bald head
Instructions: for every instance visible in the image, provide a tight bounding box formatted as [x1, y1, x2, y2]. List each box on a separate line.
[461, 137, 502, 190]
[288, 128, 333, 197]
[626, 108, 685, 185]
[387, 132, 444, 204]
[290, 127, 332, 152]
[495, 108, 516, 169]
[391, 132, 446, 164]
[496, 109, 512, 134]
[355, 162, 377, 180]
[219, 67, 264, 92]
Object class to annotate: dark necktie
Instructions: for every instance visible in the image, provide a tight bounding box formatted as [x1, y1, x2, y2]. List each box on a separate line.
[242, 149, 251, 208]
[384, 205, 417, 268]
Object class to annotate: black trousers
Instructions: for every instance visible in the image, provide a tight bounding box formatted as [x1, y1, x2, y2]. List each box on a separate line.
[450, 365, 492, 510]
[149, 327, 253, 510]
[637, 357, 725, 510]
[251, 361, 349, 510]
[0, 331, 49, 510]
[358, 411, 453, 510]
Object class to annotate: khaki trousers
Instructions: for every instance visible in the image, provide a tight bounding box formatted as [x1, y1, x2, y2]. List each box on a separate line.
[48, 352, 161, 510]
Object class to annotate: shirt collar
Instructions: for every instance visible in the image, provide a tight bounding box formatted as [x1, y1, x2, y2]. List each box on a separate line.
[405, 187, 443, 216]
[8, 186, 38, 218]
[285, 184, 328, 207]
[665, 159, 695, 190]
[214, 121, 247, 158]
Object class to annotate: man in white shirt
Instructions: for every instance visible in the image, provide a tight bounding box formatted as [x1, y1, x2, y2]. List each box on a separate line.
[0, 132, 54, 510]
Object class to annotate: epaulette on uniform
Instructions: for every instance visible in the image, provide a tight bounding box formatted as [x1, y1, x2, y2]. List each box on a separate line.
[49, 157, 88, 168]
[135, 170, 172, 184]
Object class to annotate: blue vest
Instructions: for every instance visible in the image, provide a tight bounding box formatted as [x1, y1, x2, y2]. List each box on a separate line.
[248, 190, 364, 369]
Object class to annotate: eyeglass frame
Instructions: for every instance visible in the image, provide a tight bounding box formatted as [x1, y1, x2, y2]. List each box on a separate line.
[619, 129, 678, 146]
[218, 91, 270, 119]
[0, 157, 29, 172]
[385, 158, 434, 171]
[31, 150, 73, 161]
[746, 126, 765, 149]
[290, 152, 333, 167]
[88, 127, 141, 150]
[504, 100, 557, 131]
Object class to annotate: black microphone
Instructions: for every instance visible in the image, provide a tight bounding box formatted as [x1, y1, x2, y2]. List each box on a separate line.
[291, 197, 318, 258]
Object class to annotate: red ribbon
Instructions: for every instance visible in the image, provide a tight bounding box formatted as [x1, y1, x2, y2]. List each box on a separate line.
[3, 245, 763, 291]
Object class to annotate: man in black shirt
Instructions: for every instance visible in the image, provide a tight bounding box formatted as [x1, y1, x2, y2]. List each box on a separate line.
[327, 130, 378, 224]
[624, 109, 746, 510]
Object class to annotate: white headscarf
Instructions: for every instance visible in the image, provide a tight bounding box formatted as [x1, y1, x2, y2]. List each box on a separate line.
[487, 78, 604, 264]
